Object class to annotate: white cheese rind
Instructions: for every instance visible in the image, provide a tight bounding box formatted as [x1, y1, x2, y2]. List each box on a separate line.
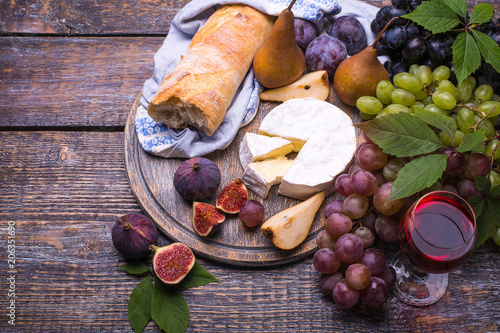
[241, 156, 293, 198]
[239, 132, 294, 169]
[258, 98, 357, 200]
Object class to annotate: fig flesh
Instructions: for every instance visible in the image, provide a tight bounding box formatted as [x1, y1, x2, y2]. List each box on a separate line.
[193, 202, 225, 236]
[151, 243, 195, 285]
[173, 157, 221, 201]
[112, 213, 159, 260]
[216, 179, 248, 214]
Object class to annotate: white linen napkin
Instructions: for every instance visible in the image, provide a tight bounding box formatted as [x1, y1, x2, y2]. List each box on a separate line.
[136, 0, 380, 158]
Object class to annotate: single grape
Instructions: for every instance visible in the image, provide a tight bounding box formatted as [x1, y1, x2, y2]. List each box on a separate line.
[371, 19, 382, 35]
[375, 6, 392, 28]
[393, 72, 423, 93]
[316, 229, 338, 249]
[457, 178, 483, 199]
[409, 64, 419, 76]
[381, 5, 408, 27]
[384, 103, 411, 114]
[405, 22, 421, 39]
[318, 272, 343, 296]
[392, 0, 410, 8]
[354, 226, 375, 248]
[464, 152, 491, 180]
[402, 36, 426, 65]
[325, 213, 353, 238]
[360, 210, 378, 232]
[432, 90, 457, 110]
[424, 103, 447, 116]
[415, 65, 433, 86]
[485, 139, 500, 160]
[359, 248, 386, 275]
[357, 144, 388, 170]
[350, 169, 379, 196]
[335, 173, 355, 197]
[373, 182, 405, 216]
[375, 264, 397, 288]
[426, 36, 449, 61]
[313, 248, 341, 274]
[391, 88, 416, 106]
[346, 263, 372, 290]
[457, 76, 476, 102]
[438, 79, 458, 100]
[490, 170, 500, 188]
[383, 158, 406, 182]
[386, 25, 407, 49]
[356, 96, 384, 115]
[294, 18, 318, 51]
[374, 215, 399, 242]
[432, 65, 451, 82]
[437, 147, 465, 173]
[324, 199, 344, 219]
[360, 277, 389, 308]
[474, 114, 496, 138]
[475, 84, 494, 103]
[333, 279, 360, 308]
[376, 80, 394, 104]
[330, 16, 367, 55]
[342, 193, 370, 220]
[239, 200, 265, 227]
[305, 35, 347, 77]
[335, 233, 364, 264]
[478, 101, 500, 118]
[457, 107, 475, 133]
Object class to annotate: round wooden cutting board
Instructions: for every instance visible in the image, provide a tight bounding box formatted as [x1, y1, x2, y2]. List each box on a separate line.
[124, 90, 360, 267]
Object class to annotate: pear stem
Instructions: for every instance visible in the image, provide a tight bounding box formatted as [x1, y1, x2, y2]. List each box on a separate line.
[371, 17, 398, 48]
[287, 0, 298, 11]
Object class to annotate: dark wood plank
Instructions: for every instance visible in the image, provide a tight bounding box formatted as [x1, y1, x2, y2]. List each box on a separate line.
[1, 130, 499, 332]
[0, 36, 163, 128]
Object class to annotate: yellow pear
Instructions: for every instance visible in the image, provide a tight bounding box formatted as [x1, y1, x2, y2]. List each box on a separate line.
[252, 0, 306, 89]
[259, 70, 330, 102]
[261, 191, 325, 250]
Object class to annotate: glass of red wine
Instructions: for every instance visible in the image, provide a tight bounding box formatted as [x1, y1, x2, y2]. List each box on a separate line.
[390, 190, 477, 307]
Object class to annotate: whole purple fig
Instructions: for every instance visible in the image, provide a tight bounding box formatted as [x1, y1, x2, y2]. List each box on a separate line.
[173, 157, 221, 201]
[112, 213, 159, 260]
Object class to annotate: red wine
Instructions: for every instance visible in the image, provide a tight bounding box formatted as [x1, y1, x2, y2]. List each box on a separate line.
[399, 193, 476, 274]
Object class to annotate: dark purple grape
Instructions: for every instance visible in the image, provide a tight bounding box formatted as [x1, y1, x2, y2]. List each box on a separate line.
[354, 226, 375, 248]
[316, 229, 338, 249]
[437, 147, 465, 173]
[324, 199, 344, 219]
[239, 200, 265, 228]
[294, 18, 318, 51]
[381, 5, 408, 27]
[359, 248, 386, 275]
[333, 279, 360, 308]
[357, 143, 388, 170]
[463, 152, 491, 179]
[390, 61, 409, 77]
[313, 248, 341, 274]
[335, 173, 355, 197]
[426, 36, 449, 61]
[360, 277, 389, 307]
[375, 6, 392, 27]
[305, 35, 347, 78]
[373, 182, 405, 216]
[350, 169, 379, 196]
[402, 36, 426, 65]
[318, 272, 343, 296]
[330, 16, 367, 55]
[386, 25, 408, 49]
[374, 215, 399, 242]
[342, 193, 370, 219]
[360, 210, 378, 232]
[457, 178, 483, 199]
[392, 0, 410, 8]
[409, 0, 422, 11]
[376, 264, 397, 288]
[335, 233, 364, 264]
[376, 42, 392, 57]
[371, 19, 382, 35]
[325, 213, 353, 238]
[405, 23, 421, 39]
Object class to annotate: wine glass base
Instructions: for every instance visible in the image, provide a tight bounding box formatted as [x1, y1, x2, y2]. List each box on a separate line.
[389, 251, 449, 307]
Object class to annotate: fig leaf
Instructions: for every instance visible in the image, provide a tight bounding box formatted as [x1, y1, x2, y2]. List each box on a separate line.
[128, 276, 153, 333]
[120, 262, 150, 276]
[178, 262, 220, 288]
[152, 276, 190, 333]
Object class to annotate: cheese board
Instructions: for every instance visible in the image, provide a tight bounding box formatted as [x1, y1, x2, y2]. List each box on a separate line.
[124, 89, 361, 267]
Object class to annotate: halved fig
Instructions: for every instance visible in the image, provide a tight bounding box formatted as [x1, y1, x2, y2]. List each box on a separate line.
[193, 202, 225, 236]
[216, 179, 248, 214]
[173, 157, 221, 201]
[150, 243, 195, 285]
[111, 213, 159, 260]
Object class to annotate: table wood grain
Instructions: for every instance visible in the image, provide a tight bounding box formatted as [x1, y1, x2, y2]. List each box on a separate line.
[1, 0, 499, 332]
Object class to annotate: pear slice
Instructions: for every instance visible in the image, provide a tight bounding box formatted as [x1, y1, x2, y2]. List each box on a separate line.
[261, 191, 325, 250]
[258, 70, 329, 102]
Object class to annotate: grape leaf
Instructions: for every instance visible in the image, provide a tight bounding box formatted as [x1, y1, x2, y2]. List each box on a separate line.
[489, 185, 500, 197]
[486, 198, 500, 228]
[471, 29, 500, 73]
[128, 277, 153, 333]
[474, 208, 493, 248]
[469, 3, 494, 25]
[452, 32, 482, 85]
[355, 113, 443, 158]
[388, 154, 447, 201]
[152, 277, 190, 333]
[120, 262, 150, 276]
[456, 130, 487, 153]
[443, 0, 468, 19]
[413, 108, 457, 137]
[403, 0, 460, 34]
[467, 195, 485, 217]
[474, 175, 491, 195]
[178, 262, 220, 289]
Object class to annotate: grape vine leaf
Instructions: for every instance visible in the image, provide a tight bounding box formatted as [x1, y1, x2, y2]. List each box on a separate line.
[490, 185, 500, 197]
[469, 3, 494, 25]
[403, 0, 460, 34]
[128, 276, 153, 333]
[442, 0, 468, 19]
[485, 198, 500, 228]
[413, 108, 457, 137]
[178, 262, 220, 289]
[471, 29, 500, 73]
[152, 277, 190, 333]
[120, 262, 150, 276]
[474, 175, 491, 195]
[355, 113, 443, 158]
[388, 154, 447, 201]
[474, 207, 494, 248]
[456, 130, 487, 153]
[452, 32, 482, 85]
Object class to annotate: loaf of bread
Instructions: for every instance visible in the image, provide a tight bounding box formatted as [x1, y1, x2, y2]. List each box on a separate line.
[147, 5, 274, 136]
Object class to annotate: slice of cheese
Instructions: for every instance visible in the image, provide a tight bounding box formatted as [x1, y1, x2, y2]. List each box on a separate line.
[241, 156, 294, 198]
[258, 98, 356, 200]
[239, 132, 294, 169]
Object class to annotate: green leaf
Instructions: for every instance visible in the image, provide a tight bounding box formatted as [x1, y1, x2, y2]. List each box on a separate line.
[456, 130, 487, 153]
[413, 108, 457, 137]
[469, 3, 494, 25]
[120, 262, 150, 276]
[128, 277, 153, 333]
[443, 0, 468, 19]
[178, 263, 220, 289]
[388, 154, 447, 201]
[474, 176, 491, 195]
[403, 0, 460, 34]
[471, 29, 500, 73]
[489, 185, 500, 197]
[452, 32, 482, 85]
[485, 198, 500, 228]
[467, 195, 485, 217]
[475, 210, 493, 248]
[355, 113, 443, 158]
[152, 277, 190, 333]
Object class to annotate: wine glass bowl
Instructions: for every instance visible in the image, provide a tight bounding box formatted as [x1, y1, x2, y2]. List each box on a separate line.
[390, 190, 477, 307]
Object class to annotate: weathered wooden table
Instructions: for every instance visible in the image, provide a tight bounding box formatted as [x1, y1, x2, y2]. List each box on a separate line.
[1, 0, 499, 332]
